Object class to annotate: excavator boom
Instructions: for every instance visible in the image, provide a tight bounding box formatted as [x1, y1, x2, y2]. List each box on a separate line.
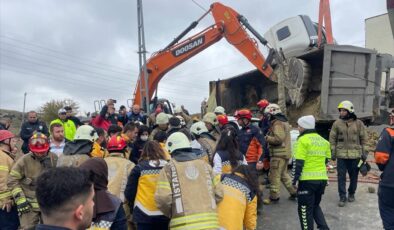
[133, 2, 275, 107]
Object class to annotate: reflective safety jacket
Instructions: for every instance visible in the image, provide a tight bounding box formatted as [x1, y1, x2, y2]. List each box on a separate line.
[155, 150, 223, 230]
[238, 124, 265, 163]
[91, 142, 108, 158]
[105, 152, 135, 202]
[8, 152, 57, 211]
[50, 119, 76, 141]
[217, 173, 257, 230]
[124, 159, 169, 224]
[329, 118, 366, 159]
[374, 127, 394, 188]
[294, 132, 331, 181]
[212, 150, 246, 175]
[0, 149, 14, 207]
[266, 119, 291, 159]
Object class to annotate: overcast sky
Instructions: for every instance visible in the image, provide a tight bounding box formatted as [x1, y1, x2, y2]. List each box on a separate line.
[0, 0, 388, 115]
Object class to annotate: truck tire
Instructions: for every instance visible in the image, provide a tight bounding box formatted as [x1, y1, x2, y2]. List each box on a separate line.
[285, 57, 312, 107]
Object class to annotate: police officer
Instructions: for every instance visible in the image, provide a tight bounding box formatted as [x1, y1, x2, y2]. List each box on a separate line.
[293, 115, 330, 230]
[374, 110, 394, 229]
[329, 100, 367, 207]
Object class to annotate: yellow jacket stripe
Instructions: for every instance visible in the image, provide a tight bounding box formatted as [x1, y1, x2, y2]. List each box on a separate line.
[9, 170, 22, 179]
[172, 219, 219, 230]
[0, 191, 11, 199]
[0, 165, 9, 171]
[170, 212, 218, 227]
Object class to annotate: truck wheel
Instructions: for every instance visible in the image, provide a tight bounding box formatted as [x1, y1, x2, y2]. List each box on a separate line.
[285, 57, 311, 107]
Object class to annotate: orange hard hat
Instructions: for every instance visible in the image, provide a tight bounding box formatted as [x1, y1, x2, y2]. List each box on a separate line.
[217, 114, 229, 125]
[257, 99, 269, 109]
[235, 109, 252, 120]
[107, 135, 127, 151]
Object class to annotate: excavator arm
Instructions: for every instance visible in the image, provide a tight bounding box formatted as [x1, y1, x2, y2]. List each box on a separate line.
[133, 2, 275, 107]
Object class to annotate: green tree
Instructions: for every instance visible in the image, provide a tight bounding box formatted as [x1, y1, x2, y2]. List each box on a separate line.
[40, 99, 79, 123]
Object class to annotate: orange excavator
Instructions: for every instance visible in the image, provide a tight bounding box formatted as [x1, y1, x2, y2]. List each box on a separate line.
[132, 2, 282, 109]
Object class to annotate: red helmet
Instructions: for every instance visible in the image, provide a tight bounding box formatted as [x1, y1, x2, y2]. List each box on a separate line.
[107, 135, 127, 151]
[235, 109, 252, 120]
[257, 99, 269, 109]
[29, 132, 49, 156]
[0, 130, 15, 142]
[217, 114, 229, 125]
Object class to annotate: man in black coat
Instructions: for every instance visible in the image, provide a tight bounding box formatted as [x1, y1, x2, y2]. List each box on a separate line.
[20, 111, 49, 153]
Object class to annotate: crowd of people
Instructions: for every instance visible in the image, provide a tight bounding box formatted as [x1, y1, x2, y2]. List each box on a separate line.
[0, 98, 393, 230]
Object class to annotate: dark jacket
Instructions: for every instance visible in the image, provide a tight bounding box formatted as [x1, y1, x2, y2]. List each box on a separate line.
[127, 112, 146, 124]
[20, 120, 49, 153]
[130, 139, 147, 164]
[375, 127, 394, 188]
[237, 124, 265, 163]
[36, 224, 71, 230]
[68, 116, 83, 127]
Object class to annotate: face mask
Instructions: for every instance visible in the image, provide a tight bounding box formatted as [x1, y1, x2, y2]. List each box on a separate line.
[140, 135, 149, 141]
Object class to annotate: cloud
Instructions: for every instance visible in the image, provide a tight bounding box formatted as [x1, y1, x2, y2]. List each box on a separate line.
[0, 0, 388, 114]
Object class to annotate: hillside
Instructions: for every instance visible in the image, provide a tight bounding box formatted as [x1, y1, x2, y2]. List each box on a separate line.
[0, 109, 24, 135]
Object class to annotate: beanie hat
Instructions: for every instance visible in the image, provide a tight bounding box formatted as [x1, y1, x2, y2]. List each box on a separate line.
[297, 115, 315, 129]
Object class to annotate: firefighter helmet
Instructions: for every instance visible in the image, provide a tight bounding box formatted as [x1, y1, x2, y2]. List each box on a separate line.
[156, 112, 169, 125]
[190, 121, 209, 136]
[107, 135, 127, 151]
[74, 125, 98, 142]
[338, 100, 354, 113]
[166, 132, 191, 153]
[217, 114, 229, 125]
[264, 104, 282, 115]
[0, 130, 14, 143]
[29, 132, 49, 156]
[257, 99, 269, 109]
[203, 112, 218, 125]
[235, 109, 252, 120]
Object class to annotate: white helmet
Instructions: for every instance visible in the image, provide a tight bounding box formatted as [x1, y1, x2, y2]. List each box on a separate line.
[156, 112, 169, 125]
[203, 112, 218, 126]
[264, 103, 282, 115]
[176, 115, 186, 126]
[190, 121, 208, 136]
[166, 132, 191, 153]
[74, 125, 98, 142]
[338, 100, 354, 113]
[214, 106, 225, 115]
[174, 107, 183, 114]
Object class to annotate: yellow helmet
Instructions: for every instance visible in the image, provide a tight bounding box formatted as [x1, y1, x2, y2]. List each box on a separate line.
[338, 100, 354, 113]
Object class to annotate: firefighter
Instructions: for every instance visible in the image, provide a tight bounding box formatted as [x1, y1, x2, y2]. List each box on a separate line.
[263, 104, 297, 204]
[374, 110, 394, 230]
[329, 100, 367, 207]
[293, 115, 330, 230]
[214, 106, 226, 115]
[125, 141, 169, 230]
[203, 112, 221, 140]
[155, 132, 223, 229]
[217, 165, 258, 230]
[8, 132, 58, 229]
[149, 112, 169, 140]
[217, 114, 234, 131]
[190, 121, 217, 160]
[57, 125, 98, 167]
[0, 130, 19, 229]
[104, 135, 135, 230]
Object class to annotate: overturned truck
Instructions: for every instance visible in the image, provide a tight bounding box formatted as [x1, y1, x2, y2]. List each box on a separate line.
[209, 44, 393, 137]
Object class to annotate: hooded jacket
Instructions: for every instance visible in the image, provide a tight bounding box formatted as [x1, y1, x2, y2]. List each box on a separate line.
[57, 140, 93, 167]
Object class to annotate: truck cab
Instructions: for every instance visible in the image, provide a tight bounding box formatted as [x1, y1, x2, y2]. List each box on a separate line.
[263, 15, 330, 58]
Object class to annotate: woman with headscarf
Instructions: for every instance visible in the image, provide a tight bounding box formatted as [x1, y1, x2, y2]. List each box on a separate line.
[79, 158, 127, 230]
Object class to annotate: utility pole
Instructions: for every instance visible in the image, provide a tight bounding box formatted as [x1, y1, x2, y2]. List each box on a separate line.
[22, 92, 27, 124]
[137, 0, 150, 122]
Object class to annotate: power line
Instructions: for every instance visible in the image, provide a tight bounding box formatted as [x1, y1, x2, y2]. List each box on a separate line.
[190, 0, 208, 12]
[0, 35, 138, 74]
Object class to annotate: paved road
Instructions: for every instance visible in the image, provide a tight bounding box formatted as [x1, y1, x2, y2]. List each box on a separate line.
[257, 182, 383, 230]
